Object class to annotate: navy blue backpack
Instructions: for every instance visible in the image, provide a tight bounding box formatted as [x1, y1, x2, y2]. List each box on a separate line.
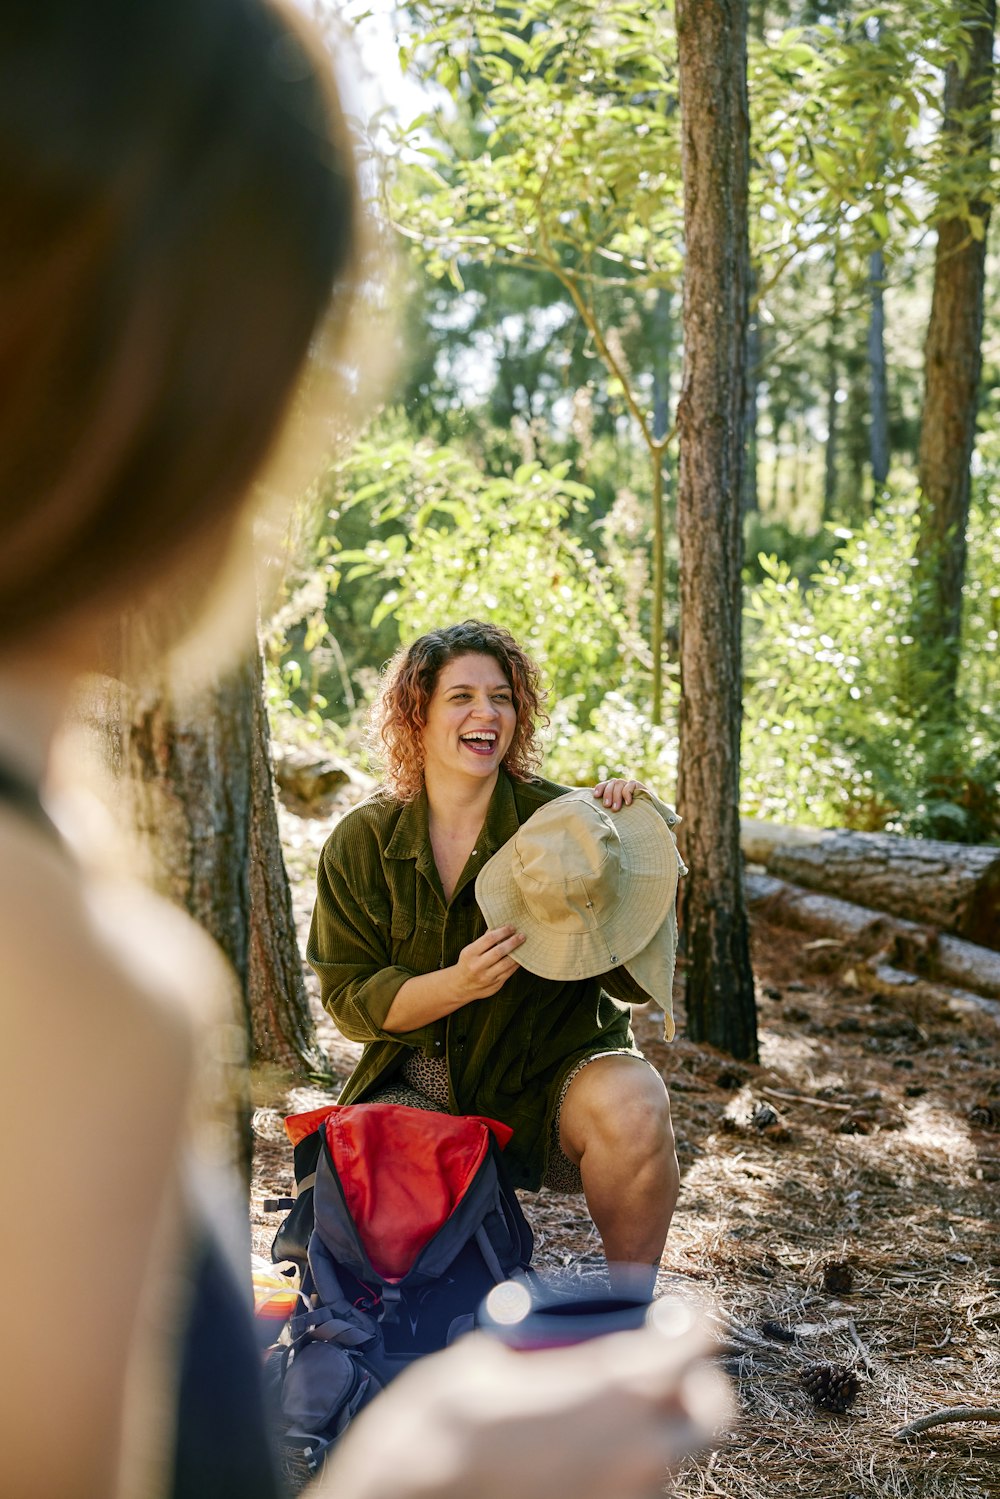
[265, 1103, 533, 1482]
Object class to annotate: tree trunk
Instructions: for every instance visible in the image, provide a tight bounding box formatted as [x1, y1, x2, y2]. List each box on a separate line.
[915, 0, 996, 702]
[114, 620, 325, 1073]
[675, 0, 758, 1061]
[741, 819, 1000, 949]
[822, 262, 840, 522]
[246, 645, 326, 1072]
[867, 246, 890, 490]
[651, 286, 673, 444]
[866, 16, 890, 497]
[743, 264, 760, 516]
[650, 288, 673, 725]
[769, 407, 784, 512]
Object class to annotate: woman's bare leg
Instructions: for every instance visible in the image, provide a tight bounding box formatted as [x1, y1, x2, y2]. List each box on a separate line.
[558, 1055, 679, 1272]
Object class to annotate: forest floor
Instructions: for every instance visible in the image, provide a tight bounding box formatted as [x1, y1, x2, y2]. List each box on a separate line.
[251, 789, 1000, 1499]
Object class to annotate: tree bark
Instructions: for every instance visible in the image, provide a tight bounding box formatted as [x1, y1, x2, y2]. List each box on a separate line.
[915, 0, 996, 702]
[246, 645, 326, 1072]
[651, 286, 673, 445]
[114, 620, 325, 1073]
[867, 246, 890, 490]
[822, 260, 840, 523]
[743, 264, 760, 516]
[675, 0, 758, 1060]
[741, 819, 1000, 949]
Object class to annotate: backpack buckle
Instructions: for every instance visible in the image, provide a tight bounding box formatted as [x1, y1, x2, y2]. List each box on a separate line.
[378, 1284, 402, 1323]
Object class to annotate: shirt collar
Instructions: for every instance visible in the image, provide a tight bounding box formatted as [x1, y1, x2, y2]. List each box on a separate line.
[383, 773, 522, 884]
[479, 771, 521, 859]
[385, 789, 431, 865]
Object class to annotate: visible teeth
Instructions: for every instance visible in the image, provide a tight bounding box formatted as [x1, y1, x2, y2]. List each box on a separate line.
[462, 732, 496, 742]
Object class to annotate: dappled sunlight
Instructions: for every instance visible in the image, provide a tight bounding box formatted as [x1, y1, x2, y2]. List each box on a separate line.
[895, 1097, 977, 1167]
[758, 1027, 824, 1079]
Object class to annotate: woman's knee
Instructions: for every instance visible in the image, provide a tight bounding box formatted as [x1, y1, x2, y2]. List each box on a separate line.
[563, 1060, 673, 1161]
[616, 1070, 674, 1158]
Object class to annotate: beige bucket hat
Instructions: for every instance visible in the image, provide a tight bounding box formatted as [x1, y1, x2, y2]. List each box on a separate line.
[475, 787, 683, 1038]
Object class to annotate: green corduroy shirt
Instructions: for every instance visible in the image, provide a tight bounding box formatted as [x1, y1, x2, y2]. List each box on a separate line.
[307, 771, 649, 1190]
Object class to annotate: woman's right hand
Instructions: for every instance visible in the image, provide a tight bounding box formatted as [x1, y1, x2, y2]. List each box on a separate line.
[325, 1299, 732, 1499]
[452, 926, 526, 1001]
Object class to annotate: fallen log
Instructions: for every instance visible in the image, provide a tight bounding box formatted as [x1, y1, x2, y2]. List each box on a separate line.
[271, 744, 375, 812]
[937, 932, 1000, 1000]
[744, 873, 1000, 1002]
[741, 819, 1000, 950]
[856, 962, 1000, 1025]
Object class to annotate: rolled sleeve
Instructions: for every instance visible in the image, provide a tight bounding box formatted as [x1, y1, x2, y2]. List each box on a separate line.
[306, 837, 437, 1049]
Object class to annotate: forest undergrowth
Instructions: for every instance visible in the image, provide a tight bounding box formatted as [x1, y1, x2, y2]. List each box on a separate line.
[250, 792, 1000, 1499]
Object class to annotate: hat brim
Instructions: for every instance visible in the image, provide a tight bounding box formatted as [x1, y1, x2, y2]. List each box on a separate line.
[475, 788, 679, 983]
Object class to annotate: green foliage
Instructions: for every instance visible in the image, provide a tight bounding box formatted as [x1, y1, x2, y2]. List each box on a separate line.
[325, 424, 646, 725]
[743, 511, 840, 586]
[541, 690, 679, 795]
[743, 485, 999, 841]
[265, 0, 1000, 846]
[397, 0, 682, 291]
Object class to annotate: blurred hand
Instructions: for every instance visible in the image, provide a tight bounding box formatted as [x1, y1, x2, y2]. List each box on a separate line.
[324, 1298, 732, 1499]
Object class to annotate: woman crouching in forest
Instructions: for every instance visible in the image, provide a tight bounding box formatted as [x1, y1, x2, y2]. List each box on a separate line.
[308, 619, 683, 1281]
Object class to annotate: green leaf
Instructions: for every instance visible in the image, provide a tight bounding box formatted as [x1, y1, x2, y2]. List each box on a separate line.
[371, 591, 402, 630]
[871, 209, 890, 241]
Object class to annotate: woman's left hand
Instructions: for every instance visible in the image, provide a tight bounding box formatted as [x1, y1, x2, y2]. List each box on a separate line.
[593, 777, 647, 811]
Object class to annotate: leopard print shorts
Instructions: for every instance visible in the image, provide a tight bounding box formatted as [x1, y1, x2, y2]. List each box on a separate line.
[366, 1048, 652, 1194]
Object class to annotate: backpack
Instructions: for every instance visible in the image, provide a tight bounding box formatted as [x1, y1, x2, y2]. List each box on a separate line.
[264, 1103, 534, 1481]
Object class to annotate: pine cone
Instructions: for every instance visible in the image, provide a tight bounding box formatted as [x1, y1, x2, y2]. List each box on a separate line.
[968, 1102, 1000, 1131]
[822, 1258, 855, 1295]
[749, 1102, 779, 1130]
[800, 1362, 861, 1413]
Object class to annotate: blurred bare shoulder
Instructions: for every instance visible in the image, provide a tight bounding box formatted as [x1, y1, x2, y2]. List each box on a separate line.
[0, 813, 213, 1497]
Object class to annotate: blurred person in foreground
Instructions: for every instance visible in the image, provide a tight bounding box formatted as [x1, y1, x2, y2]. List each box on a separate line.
[0, 1, 731, 1496]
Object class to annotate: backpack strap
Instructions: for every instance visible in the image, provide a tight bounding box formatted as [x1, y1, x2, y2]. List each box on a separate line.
[290, 1305, 376, 1350]
[474, 1223, 508, 1284]
[293, 1241, 382, 1352]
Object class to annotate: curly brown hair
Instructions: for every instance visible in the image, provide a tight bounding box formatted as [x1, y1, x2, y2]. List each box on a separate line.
[370, 621, 547, 802]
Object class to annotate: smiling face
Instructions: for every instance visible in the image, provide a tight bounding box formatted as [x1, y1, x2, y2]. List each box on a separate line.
[420, 652, 517, 792]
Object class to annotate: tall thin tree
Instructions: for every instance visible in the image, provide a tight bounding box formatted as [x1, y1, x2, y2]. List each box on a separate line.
[867, 245, 890, 492]
[915, 0, 996, 705]
[675, 0, 758, 1060]
[823, 257, 842, 522]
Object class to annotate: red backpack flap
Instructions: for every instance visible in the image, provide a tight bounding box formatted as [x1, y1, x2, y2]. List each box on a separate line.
[319, 1105, 512, 1282]
[284, 1104, 339, 1147]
